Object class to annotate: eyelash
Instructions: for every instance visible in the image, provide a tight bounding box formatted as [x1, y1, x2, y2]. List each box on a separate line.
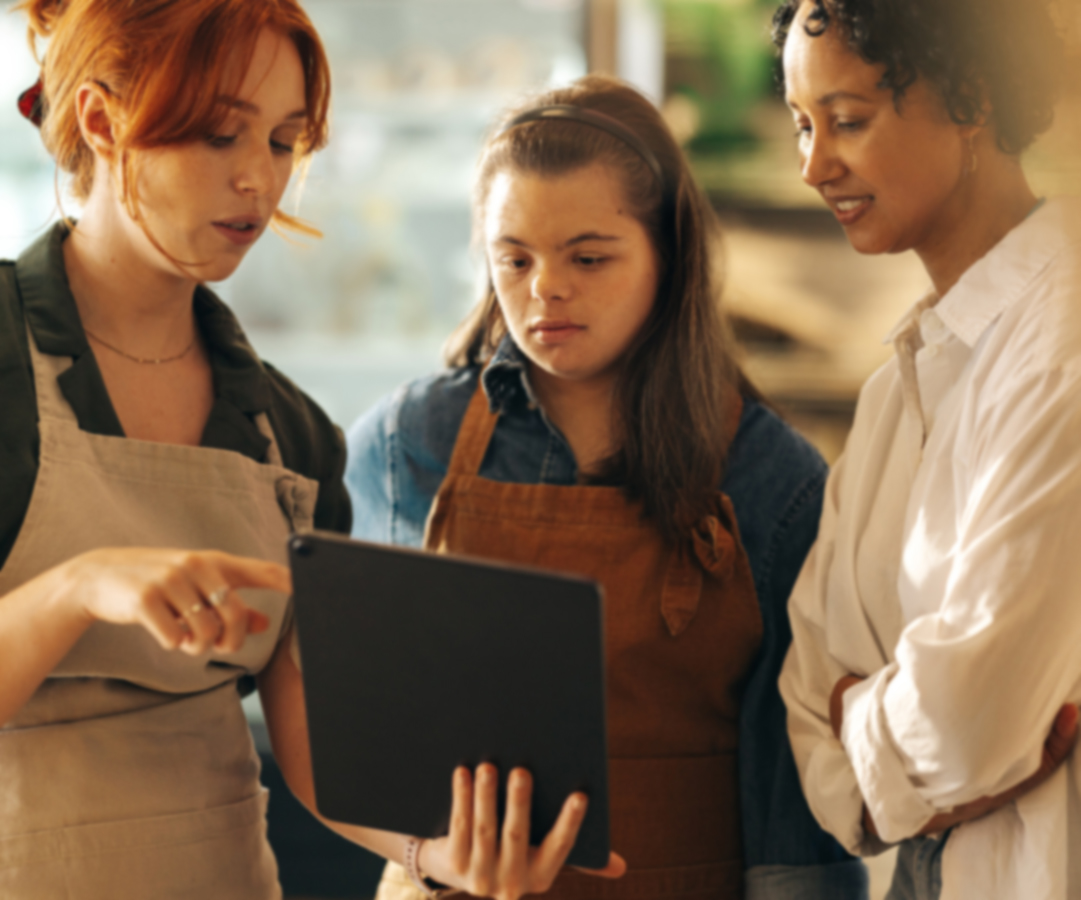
[793, 120, 865, 139]
[504, 255, 608, 270]
[206, 135, 296, 155]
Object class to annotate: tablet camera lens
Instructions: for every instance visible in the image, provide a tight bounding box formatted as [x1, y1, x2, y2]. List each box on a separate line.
[290, 536, 314, 558]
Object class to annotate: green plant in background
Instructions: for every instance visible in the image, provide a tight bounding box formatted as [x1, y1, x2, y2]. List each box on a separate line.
[663, 0, 779, 154]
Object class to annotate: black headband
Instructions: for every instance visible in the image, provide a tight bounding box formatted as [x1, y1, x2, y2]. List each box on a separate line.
[500, 104, 665, 186]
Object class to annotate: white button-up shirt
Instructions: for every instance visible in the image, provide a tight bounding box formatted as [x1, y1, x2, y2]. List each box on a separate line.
[780, 199, 1081, 899]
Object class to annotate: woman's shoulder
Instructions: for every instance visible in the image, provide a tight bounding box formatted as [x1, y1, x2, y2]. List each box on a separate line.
[725, 398, 827, 511]
[348, 365, 481, 472]
[260, 360, 343, 465]
[258, 359, 352, 532]
[345, 366, 481, 544]
[723, 398, 828, 579]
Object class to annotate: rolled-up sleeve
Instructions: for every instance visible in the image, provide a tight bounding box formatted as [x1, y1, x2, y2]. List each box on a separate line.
[780, 448, 888, 856]
[839, 363, 1081, 841]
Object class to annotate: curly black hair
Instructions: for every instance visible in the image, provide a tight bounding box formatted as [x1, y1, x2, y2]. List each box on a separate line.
[772, 0, 1066, 154]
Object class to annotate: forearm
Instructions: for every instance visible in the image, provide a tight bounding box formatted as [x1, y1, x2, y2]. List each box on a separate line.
[842, 619, 1078, 827]
[256, 638, 412, 864]
[0, 561, 92, 726]
[779, 604, 888, 856]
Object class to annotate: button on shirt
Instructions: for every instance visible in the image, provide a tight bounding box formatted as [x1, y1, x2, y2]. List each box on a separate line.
[346, 339, 870, 899]
[780, 199, 1081, 899]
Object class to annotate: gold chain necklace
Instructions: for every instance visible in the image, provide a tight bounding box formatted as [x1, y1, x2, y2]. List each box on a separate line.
[84, 328, 197, 365]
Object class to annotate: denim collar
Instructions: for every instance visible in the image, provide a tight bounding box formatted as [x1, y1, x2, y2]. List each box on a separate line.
[480, 336, 541, 415]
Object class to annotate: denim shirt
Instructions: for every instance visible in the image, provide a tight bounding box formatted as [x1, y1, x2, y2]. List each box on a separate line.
[345, 340, 868, 900]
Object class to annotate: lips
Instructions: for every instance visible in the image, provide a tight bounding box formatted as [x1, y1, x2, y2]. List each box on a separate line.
[826, 195, 873, 226]
[213, 215, 262, 246]
[529, 319, 586, 345]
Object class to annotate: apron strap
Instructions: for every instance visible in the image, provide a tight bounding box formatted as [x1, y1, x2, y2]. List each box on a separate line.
[445, 378, 500, 477]
[25, 322, 79, 425]
[25, 324, 289, 470]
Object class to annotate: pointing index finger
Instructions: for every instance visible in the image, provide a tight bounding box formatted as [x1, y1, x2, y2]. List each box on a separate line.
[211, 553, 292, 594]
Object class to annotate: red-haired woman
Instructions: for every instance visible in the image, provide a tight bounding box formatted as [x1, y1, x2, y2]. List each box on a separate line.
[348, 76, 865, 900]
[0, 2, 613, 897]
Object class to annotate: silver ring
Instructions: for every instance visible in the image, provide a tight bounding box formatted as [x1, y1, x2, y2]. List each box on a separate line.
[207, 587, 229, 608]
[189, 602, 204, 616]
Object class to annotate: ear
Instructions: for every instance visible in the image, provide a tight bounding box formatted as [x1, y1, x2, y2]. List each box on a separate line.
[74, 82, 119, 160]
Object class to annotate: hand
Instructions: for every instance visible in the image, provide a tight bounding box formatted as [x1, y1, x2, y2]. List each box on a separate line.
[62, 548, 291, 656]
[861, 704, 1080, 839]
[419, 764, 626, 899]
[830, 673, 865, 739]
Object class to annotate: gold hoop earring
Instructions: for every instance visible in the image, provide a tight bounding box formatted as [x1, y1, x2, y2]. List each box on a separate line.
[966, 137, 979, 176]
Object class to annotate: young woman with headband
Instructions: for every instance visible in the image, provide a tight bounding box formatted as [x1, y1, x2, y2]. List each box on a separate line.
[774, 1, 1081, 897]
[347, 75, 867, 900]
[0, 1, 616, 896]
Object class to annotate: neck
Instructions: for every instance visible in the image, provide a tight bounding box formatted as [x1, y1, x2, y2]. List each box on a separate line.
[916, 146, 1038, 297]
[529, 365, 618, 475]
[64, 190, 199, 355]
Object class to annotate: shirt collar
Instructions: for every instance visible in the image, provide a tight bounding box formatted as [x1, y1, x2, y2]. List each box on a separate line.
[883, 198, 1079, 349]
[882, 288, 940, 346]
[15, 221, 272, 415]
[480, 336, 541, 414]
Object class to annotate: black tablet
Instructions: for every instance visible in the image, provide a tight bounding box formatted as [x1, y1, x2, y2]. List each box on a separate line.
[288, 531, 611, 869]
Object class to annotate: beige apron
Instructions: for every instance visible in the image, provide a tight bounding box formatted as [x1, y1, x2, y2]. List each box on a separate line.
[0, 327, 318, 898]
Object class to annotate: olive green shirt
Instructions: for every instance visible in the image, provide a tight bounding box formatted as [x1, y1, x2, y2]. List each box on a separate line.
[0, 223, 351, 568]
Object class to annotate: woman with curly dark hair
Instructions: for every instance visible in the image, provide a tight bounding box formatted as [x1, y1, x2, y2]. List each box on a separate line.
[773, 1, 1081, 899]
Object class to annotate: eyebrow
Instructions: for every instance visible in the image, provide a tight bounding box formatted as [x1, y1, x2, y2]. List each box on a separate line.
[220, 97, 307, 121]
[787, 89, 874, 112]
[496, 232, 623, 250]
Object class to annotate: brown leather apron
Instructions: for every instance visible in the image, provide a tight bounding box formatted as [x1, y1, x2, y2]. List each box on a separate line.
[378, 384, 762, 900]
[0, 326, 318, 898]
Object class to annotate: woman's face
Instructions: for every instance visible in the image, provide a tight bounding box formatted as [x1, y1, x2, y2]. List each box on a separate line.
[484, 163, 659, 390]
[783, 4, 974, 256]
[125, 27, 307, 282]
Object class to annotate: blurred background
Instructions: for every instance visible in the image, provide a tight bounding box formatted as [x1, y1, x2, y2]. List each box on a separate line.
[2, 0, 1079, 896]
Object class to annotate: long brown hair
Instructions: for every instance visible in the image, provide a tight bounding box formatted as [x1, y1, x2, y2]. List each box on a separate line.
[447, 75, 751, 543]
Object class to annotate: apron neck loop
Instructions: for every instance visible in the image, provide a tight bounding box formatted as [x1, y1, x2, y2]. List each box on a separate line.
[446, 379, 501, 477]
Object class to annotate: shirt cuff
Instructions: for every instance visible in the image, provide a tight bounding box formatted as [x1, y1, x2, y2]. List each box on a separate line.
[802, 733, 891, 857]
[840, 665, 937, 843]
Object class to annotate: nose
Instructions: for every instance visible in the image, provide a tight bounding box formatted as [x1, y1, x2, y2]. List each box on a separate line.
[531, 260, 570, 303]
[800, 130, 846, 188]
[233, 141, 276, 197]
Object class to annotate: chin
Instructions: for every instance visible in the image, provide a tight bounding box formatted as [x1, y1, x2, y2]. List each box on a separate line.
[182, 247, 249, 284]
[842, 224, 902, 257]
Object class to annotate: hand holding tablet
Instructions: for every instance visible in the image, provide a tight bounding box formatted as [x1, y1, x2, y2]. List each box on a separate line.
[288, 532, 617, 886]
[417, 764, 624, 898]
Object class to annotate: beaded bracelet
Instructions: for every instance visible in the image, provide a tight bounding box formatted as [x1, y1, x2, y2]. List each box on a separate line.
[404, 836, 453, 898]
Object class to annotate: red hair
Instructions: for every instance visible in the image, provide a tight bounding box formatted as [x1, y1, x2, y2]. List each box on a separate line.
[18, 0, 331, 236]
